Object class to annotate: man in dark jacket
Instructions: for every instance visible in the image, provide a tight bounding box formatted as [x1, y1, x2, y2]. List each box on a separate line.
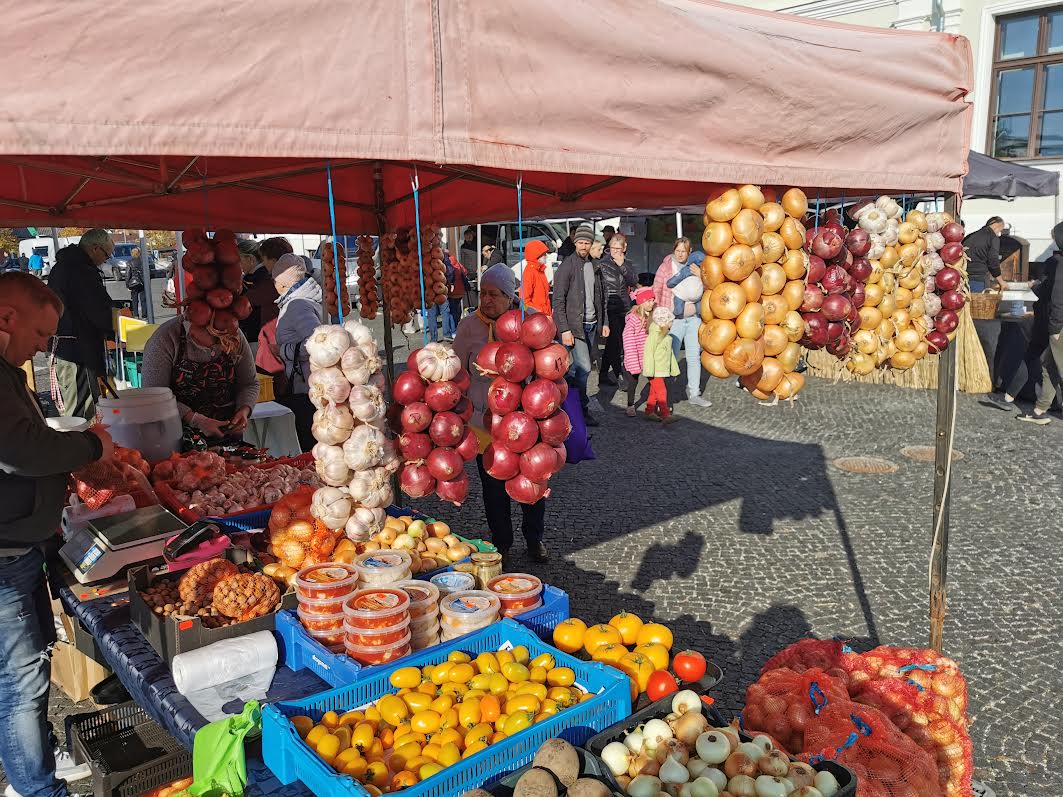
[1018, 222, 1063, 424]
[597, 233, 638, 385]
[47, 229, 116, 420]
[552, 222, 604, 425]
[124, 246, 146, 318]
[962, 217, 1007, 293]
[0, 273, 113, 796]
[239, 239, 278, 347]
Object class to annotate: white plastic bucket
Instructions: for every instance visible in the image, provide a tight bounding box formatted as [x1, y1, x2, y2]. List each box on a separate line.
[96, 387, 182, 462]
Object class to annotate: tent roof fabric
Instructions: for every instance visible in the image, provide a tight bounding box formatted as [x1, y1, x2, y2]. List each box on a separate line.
[0, 0, 972, 232]
[964, 151, 1059, 198]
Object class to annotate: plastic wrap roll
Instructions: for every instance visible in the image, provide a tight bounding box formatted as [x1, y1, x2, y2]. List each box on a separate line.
[172, 630, 278, 719]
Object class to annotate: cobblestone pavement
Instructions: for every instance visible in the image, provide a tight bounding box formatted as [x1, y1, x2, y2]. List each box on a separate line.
[20, 311, 1063, 797]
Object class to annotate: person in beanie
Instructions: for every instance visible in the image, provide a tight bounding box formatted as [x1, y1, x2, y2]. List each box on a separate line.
[622, 288, 655, 416]
[453, 263, 549, 565]
[642, 306, 680, 423]
[552, 222, 604, 426]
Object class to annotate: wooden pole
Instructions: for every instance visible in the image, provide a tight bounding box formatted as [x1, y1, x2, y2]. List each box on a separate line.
[929, 193, 960, 652]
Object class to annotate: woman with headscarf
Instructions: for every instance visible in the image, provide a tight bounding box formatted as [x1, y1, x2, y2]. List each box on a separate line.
[453, 264, 549, 566]
[271, 253, 322, 450]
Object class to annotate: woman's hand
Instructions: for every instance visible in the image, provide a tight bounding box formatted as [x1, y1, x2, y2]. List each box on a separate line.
[602, 326, 610, 338]
[191, 414, 227, 438]
[225, 406, 252, 434]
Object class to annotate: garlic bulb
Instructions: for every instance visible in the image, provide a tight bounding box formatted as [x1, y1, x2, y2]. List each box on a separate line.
[924, 231, 945, 252]
[311, 404, 355, 446]
[876, 195, 901, 219]
[342, 424, 389, 471]
[342, 317, 376, 351]
[348, 384, 386, 423]
[306, 325, 352, 369]
[307, 366, 351, 409]
[413, 342, 461, 382]
[344, 506, 386, 541]
[340, 345, 374, 386]
[880, 224, 899, 246]
[347, 466, 394, 508]
[925, 212, 948, 233]
[858, 209, 888, 234]
[313, 443, 350, 486]
[310, 486, 352, 530]
[923, 291, 943, 317]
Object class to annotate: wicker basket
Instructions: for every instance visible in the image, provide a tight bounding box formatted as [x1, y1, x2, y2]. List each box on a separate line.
[969, 289, 1001, 320]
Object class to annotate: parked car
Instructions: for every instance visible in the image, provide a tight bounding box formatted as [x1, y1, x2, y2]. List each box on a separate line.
[477, 221, 566, 283]
[107, 243, 163, 280]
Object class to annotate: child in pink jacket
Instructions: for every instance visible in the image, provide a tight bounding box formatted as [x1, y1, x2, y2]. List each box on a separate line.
[622, 288, 655, 416]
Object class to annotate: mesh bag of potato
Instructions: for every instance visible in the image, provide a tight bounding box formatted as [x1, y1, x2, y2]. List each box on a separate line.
[212, 573, 281, 621]
[178, 559, 239, 608]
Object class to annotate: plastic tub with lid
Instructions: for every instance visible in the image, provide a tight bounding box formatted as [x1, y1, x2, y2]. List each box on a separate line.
[343, 587, 410, 629]
[344, 632, 412, 665]
[410, 612, 440, 636]
[296, 593, 349, 616]
[303, 624, 346, 650]
[395, 580, 440, 619]
[47, 416, 92, 432]
[353, 551, 412, 587]
[343, 617, 410, 648]
[430, 570, 476, 597]
[439, 590, 500, 636]
[295, 563, 359, 601]
[297, 606, 346, 633]
[95, 387, 182, 462]
[487, 573, 543, 615]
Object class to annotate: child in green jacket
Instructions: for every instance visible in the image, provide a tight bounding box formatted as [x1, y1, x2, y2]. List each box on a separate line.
[642, 307, 680, 422]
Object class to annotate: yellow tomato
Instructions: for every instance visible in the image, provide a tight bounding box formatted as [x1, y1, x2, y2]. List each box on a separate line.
[366, 738, 384, 761]
[394, 731, 426, 749]
[547, 687, 577, 705]
[529, 665, 548, 684]
[546, 667, 575, 687]
[505, 694, 541, 714]
[479, 694, 501, 724]
[469, 673, 493, 691]
[583, 624, 623, 655]
[464, 689, 487, 701]
[494, 713, 509, 733]
[421, 664, 437, 682]
[316, 733, 341, 765]
[410, 710, 441, 735]
[420, 762, 444, 781]
[430, 694, 454, 714]
[403, 692, 434, 713]
[339, 710, 364, 727]
[321, 711, 341, 729]
[390, 666, 423, 690]
[515, 682, 547, 701]
[457, 698, 481, 729]
[416, 681, 438, 696]
[634, 643, 670, 672]
[421, 743, 441, 761]
[636, 623, 674, 650]
[435, 729, 464, 751]
[502, 662, 530, 683]
[406, 756, 433, 772]
[495, 650, 514, 667]
[448, 650, 471, 663]
[390, 770, 418, 790]
[488, 673, 509, 695]
[463, 740, 488, 759]
[448, 663, 475, 684]
[618, 652, 655, 694]
[475, 652, 500, 674]
[438, 741, 462, 766]
[392, 742, 423, 768]
[364, 706, 382, 723]
[580, 692, 595, 703]
[465, 723, 492, 746]
[430, 663, 453, 686]
[540, 698, 559, 716]
[593, 643, 628, 665]
[290, 716, 314, 739]
[351, 722, 375, 752]
[332, 726, 352, 751]
[552, 618, 587, 654]
[511, 645, 530, 664]
[530, 652, 555, 670]
[340, 753, 367, 779]
[503, 711, 535, 735]
[438, 708, 459, 731]
[440, 683, 469, 700]
[378, 695, 409, 726]
[609, 611, 645, 646]
[363, 786, 383, 797]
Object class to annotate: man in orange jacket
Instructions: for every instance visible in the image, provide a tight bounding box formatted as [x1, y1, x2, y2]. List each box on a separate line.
[521, 240, 552, 315]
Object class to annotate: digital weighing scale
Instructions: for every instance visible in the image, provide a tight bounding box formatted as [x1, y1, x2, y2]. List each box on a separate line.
[60, 505, 188, 584]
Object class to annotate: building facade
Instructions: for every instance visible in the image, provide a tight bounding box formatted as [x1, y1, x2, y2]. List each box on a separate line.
[744, 0, 1063, 259]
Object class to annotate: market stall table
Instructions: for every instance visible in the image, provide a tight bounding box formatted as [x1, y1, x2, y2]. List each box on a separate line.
[247, 401, 302, 458]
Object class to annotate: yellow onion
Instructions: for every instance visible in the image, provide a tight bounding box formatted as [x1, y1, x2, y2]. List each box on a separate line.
[890, 350, 917, 370]
[735, 302, 765, 339]
[731, 209, 764, 246]
[762, 294, 788, 325]
[781, 188, 809, 218]
[700, 319, 737, 355]
[859, 306, 883, 330]
[910, 298, 926, 318]
[880, 272, 897, 295]
[721, 244, 757, 282]
[738, 184, 766, 210]
[899, 242, 922, 267]
[762, 324, 789, 355]
[709, 282, 747, 320]
[701, 351, 731, 379]
[878, 292, 897, 318]
[879, 247, 899, 270]
[854, 328, 879, 354]
[777, 341, 801, 371]
[912, 281, 926, 299]
[760, 262, 786, 295]
[863, 283, 884, 307]
[779, 217, 806, 250]
[760, 202, 785, 233]
[740, 357, 785, 394]
[741, 270, 763, 303]
[780, 310, 804, 342]
[895, 327, 921, 352]
[782, 249, 807, 280]
[706, 188, 742, 222]
[847, 351, 877, 375]
[782, 280, 806, 311]
[703, 223, 733, 257]
[867, 260, 884, 284]
[894, 287, 913, 309]
[724, 336, 765, 375]
[876, 342, 892, 366]
[899, 265, 923, 290]
[750, 243, 764, 263]
[907, 209, 928, 232]
[892, 308, 911, 330]
[914, 341, 929, 359]
[775, 371, 805, 399]
[700, 256, 724, 290]
[760, 232, 786, 264]
[700, 291, 715, 323]
[878, 318, 896, 342]
[898, 222, 920, 245]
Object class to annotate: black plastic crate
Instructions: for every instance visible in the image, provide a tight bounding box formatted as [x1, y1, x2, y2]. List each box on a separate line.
[585, 695, 856, 797]
[65, 701, 191, 797]
[486, 747, 621, 797]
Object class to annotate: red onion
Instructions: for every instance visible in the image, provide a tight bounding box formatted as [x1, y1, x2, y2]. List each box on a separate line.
[803, 312, 828, 347]
[483, 443, 521, 480]
[424, 381, 462, 413]
[801, 286, 824, 312]
[553, 444, 567, 468]
[821, 294, 851, 322]
[824, 220, 848, 238]
[474, 342, 502, 376]
[849, 258, 872, 283]
[851, 283, 866, 309]
[487, 411, 505, 436]
[821, 265, 847, 294]
[534, 343, 571, 381]
[926, 329, 949, 353]
[191, 267, 219, 291]
[505, 474, 549, 504]
[400, 462, 435, 498]
[495, 309, 524, 343]
[826, 321, 845, 341]
[429, 411, 464, 448]
[206, 287, 233, 310]
[806, 256, 826, 284]
[400, 402, 432, 433]
[493, 411, 539, 453]
[453, 397, 474, 423]
[826, 334, 851, 357]
[935, 267, 962, 292]
[521, 379, 562, 420]
[452, 367, 471, 393]
[537, 410, 572, 446]
[941, 222, 965, 243]
[847, 200, 872, 220]
[488, 377, 523, 416]
[520, 442, 561, 481]
[436, 472, 469, 506]
[398, 432, 432, 461]
[847, 302, 860, 326]
[811, 230, 844, 260]
[230, 295, 252, 320]
[495, 343, 535, 383]
[220, 263, 243, 293]
[214, 239, 241, 266]
[392, 371, 427, 406]
[520, 312, 557, 350]
[940, 289, 966, 310]
[406, 349, 420, 372]
[845, 229, 871, 257]
[426, 447, 464, 482]
[938, 242, 965, 265]
[185, 299, 212, 327]
[211, 310, 238, 335]
[935, 309, 959, 333]
[805, 226, 817, 251]
[455, 427, 479, 462]
[554, 378, 569, 403]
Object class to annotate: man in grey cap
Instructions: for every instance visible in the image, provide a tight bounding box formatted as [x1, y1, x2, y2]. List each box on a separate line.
[552, 222, 604, 426]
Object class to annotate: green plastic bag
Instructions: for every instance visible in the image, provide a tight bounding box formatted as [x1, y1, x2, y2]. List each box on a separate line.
[189, 701, 262, 797]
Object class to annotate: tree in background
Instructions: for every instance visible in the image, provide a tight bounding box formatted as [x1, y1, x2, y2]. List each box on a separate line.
[58, 226, 86, 237]
[0, 228, 17, 254]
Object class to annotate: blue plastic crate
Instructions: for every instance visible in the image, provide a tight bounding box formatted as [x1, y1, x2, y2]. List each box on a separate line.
[511, 585, 569, 640]
[262, 619, 631, 797]
[275, 610, 363, 689]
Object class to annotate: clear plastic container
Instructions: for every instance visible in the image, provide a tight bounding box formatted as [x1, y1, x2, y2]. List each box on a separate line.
[439, 590, 500, 635]
[353, 551, 413, 587]
[502, 598, 543, 618]
[411, 631, 440, 651]
[297, 606, 346, 632]
[410, 612, 439, 637]
[343, 587, 411, 630]
[487, 573, 543, 615]
[304, 623, 346, 649]
[395, 580, 440, 619]
[345, 632, 412, 665]
[296, 593, 349, 615]
[430, 571, 476, 597]
[295, 563, 359, 600]
[343, 616, 411, 647]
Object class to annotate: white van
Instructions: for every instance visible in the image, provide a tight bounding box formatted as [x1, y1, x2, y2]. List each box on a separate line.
[19, 237, 79, 276]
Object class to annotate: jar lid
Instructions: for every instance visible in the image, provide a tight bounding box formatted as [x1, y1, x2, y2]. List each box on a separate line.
[295, 563, 358, 593]
[395, 579, 440, 607]
[439, 590, 500, 620]
[354, 550, 412, 573]
[431, 571, 477, 593]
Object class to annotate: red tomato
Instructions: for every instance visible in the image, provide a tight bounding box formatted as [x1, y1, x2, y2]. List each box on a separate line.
[646, 669, 679, 702]
[672, 650, 707, 682]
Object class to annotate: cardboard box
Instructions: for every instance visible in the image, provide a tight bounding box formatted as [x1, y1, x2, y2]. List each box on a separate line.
[128, 553, 296, 665]
[51, 634, 111, 703]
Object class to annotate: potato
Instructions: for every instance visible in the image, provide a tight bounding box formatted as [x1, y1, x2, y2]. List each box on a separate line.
[262, 563, 282, 577]
[533, 739, 579, 788]
[514, 767, 559, 797]
[459, 790, 494, 797]
[567, 779, 611, 797]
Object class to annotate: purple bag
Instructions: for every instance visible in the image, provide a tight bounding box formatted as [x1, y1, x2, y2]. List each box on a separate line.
[561, 387, 595, 463]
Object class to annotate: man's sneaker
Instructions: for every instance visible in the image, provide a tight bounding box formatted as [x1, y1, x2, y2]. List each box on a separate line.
[688, 395, 712, 407]
[588, 397, 604, 414]
[584, 412, 600, 427]
[6, 784, 20, 797]
[1017, 411, 1051, 425]
[54, 750, 92, 783]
